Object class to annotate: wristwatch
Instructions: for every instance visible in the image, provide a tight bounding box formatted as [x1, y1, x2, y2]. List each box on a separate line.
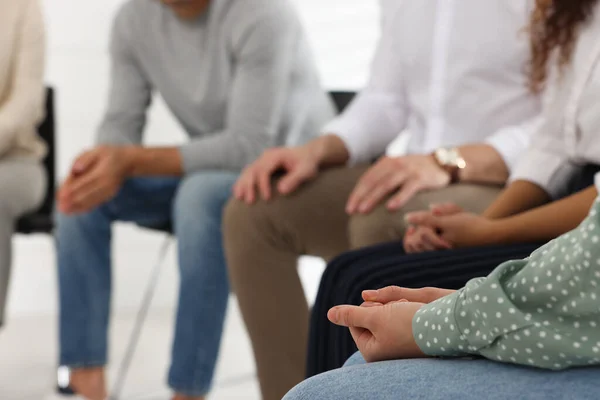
[433, 147, 466, 183]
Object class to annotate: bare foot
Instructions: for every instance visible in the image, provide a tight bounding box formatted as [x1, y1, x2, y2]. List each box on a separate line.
[69, 367, 107, 400]
[172, 394, 205, 400]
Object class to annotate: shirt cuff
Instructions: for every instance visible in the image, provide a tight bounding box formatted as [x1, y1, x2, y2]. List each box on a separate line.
[322, 116, 368, 166]
[509, 148, 570, 199]
[412, 292, 470, 357]
[484, 126, 530, 172]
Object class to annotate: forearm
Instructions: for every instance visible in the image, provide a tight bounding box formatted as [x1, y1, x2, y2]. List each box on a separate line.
[306, 134, 351, 168]
[483, 180, 551, 219]
[457, 144, 509, 185]
[494, 185, 597, 244]
[122, 146, 183, 176]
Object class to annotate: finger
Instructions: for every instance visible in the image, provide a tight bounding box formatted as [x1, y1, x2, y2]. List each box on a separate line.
[387, 180, 422, 210]
[259, 160, 282, 201]
[360, 301, 383, 308]
[413, 241, 429, 253]
[69, 183, 108, 214]
[363, 286, 428, 304]
[346, 163, 393, 213]
[356, 171, 408, 214]
[241, 173, 257, 205]
[363, 286, 406, 303]
[430, 202, 462, 216]
[404, 211, 442, 230]
[328, 305, 373, 329]
[421, 229, 452, 250]
[404, 240, 416, 253]
[66, 170, 102, 200]
[277, 164, 312, 194]
[72, 150, 99, 175]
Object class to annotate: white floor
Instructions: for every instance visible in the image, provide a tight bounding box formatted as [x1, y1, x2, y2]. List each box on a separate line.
[1, 226, 326, 400]
[0, 301, 261, 400]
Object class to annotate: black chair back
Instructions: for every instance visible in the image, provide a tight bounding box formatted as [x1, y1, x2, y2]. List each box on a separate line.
[16, 87, 56, 234]
[329, 91, 356, 114]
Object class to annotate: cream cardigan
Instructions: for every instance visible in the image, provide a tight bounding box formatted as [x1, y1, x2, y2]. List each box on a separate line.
[0, 0, 46, 160]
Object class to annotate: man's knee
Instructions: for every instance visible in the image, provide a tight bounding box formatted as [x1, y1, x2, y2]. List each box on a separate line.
[223, 196, 270, 244]
[173, 172, 237, 225]
[348, 206, 408, 250]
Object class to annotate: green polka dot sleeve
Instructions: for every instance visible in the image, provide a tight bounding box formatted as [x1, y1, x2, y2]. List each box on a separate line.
[412, 195, 600, 370]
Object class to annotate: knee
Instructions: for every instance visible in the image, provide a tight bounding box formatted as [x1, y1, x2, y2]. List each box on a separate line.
[343, 352, 366, 367]
[282, 377, 322, 400]
[223, 196, 267, 242]
[348, 209, 408, 250]
[283, 372, 340, 400]
[173, 172, 236, 230]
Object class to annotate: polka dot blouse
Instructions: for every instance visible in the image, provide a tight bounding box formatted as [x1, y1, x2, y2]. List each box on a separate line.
[413, 195, 600, 370]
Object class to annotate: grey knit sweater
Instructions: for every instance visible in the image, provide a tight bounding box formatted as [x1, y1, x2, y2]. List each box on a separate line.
[97, 0, 335, 173]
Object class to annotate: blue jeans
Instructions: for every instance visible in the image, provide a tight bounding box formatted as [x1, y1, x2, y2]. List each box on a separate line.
[284, 353, 600, 400]
[56, 171, 238, 396]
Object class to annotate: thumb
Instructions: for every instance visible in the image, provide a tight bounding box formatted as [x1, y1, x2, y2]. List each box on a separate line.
[328, 305, 374, 329]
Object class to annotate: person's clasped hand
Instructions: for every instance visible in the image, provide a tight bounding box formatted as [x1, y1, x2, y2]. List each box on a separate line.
[404, 202, 502, 253]
[233, 146, 319, 204]
[327, 286, 455, 362]
[58, 146, 131, 215]
[346, 154, 450, 215]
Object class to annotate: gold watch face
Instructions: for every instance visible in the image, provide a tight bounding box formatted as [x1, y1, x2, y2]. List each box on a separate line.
[436, 148, 466, 169]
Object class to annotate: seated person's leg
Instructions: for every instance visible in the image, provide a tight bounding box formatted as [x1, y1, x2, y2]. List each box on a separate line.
[223, 165, 366, 400]
[307, 242, 542, 376]
[57, 177, 179, 400]
[286, 352, 600, 400]
[167, 171, 238, 397]
[0, 159, 45, 328]
[301, 195, 600, 400]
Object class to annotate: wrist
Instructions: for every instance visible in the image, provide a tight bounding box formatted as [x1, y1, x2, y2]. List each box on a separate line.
[429, 154, 452, 182]
[487, 218, 513, 245]
[306, 135, 349, 167]
[119, 146, 142, 177]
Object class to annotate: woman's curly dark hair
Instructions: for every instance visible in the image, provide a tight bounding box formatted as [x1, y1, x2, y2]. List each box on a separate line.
[529, 0, 599, 92]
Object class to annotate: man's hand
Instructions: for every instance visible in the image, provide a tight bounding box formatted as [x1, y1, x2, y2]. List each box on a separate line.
[233, 146, 319, 204]
[362, 286, 456, 305]
[405, 211, 506, 248]
[404, 203, 463, 253]
[328, 301, 427, 362]
[346, 155, 450, 215]
[58, 146, 132, 215]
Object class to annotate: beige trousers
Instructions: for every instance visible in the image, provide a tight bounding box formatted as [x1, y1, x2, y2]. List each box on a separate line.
[0, 157, 46, 327]
[223, 165, 502, 400]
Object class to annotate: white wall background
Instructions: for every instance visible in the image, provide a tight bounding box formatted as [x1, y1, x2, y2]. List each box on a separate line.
[8, 0, 380, 318]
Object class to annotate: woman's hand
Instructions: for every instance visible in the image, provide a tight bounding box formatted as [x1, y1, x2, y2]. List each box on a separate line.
[404, 226, 452, 253]
[405, 210, 506, 248]
[403, 203, 464, 253]
[328, 301, 427, 362]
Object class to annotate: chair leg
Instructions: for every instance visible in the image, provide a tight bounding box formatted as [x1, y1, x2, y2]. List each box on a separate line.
[109, 235, 173, 400]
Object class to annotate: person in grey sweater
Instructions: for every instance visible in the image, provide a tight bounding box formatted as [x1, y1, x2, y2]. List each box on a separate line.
[51, 0, 334, 399]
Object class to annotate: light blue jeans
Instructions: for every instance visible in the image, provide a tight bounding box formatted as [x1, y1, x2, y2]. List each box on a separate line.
[56, 171, 238, 396]
[284, 352, 600, 400]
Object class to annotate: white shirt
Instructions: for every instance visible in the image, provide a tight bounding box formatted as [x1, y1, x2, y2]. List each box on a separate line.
[512, 6, 600, 199]
[324, 0, 541, 170]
